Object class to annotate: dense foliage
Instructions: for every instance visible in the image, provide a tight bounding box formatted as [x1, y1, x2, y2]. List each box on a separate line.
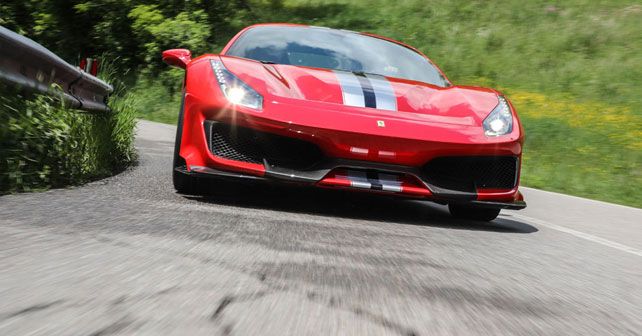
[0, 71, 136, 194]
[0, 0, 276, 75]
[1, 0, 640, 206]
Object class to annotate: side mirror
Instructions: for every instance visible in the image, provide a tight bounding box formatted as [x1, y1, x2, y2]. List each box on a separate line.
[162, 49, 191, 69]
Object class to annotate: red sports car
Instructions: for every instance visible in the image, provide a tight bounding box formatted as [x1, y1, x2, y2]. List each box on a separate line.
[162, 23, 526, 221]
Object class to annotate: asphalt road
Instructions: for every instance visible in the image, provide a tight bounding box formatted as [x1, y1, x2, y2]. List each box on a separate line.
[1, 120, 640, 335]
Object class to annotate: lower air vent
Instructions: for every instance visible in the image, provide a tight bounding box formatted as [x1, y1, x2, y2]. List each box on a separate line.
[205, 121, 323, 170]
[422, 156, 518, 192]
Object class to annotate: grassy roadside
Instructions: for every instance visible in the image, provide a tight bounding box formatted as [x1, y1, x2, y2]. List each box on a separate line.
[511, 90, 641, 207]
[134, 0, 641, 208]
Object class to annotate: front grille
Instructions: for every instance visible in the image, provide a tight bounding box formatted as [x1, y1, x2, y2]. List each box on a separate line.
[422, 156, 518, 191]
[205, 121, 323, 169]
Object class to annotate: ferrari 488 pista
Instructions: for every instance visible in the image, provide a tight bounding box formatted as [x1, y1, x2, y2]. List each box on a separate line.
[163, 24, 526, 221]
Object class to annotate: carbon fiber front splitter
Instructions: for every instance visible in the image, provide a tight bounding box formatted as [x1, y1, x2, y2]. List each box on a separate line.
[175, 165, 527, 210]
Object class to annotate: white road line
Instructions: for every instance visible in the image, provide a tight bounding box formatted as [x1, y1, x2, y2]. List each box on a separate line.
[510, 213, 642, 257]
[136, 146, 173, 151]
[143, 153, 172, 157]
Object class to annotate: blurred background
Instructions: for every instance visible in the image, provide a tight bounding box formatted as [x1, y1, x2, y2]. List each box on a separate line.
[1, 0, 640, 207]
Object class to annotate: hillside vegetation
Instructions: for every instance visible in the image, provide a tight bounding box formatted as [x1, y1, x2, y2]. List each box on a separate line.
[2, 0, 640, 206]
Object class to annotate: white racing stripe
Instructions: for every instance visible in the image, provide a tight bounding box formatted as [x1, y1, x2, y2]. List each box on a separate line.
[334, 70, 398, 111]
[365, 73, 397, 111]
[509, 213, 642, 257]
[379, 173, 402, 192]
[342, 170, 372, 189]
[334, 71, 365, 107]
[382, 184, 402, 192]
[351, 181, 373, 189]
[338, 170, 403, 192]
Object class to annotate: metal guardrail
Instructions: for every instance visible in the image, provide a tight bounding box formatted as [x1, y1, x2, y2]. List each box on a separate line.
[0, 25, 112, 112]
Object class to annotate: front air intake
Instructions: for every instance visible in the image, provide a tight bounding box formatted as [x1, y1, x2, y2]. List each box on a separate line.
[422, 156, 518, 192]
[204, 121, 323, 170]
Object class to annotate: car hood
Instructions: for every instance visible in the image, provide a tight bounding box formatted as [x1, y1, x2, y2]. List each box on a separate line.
[220, 56, 500, 126]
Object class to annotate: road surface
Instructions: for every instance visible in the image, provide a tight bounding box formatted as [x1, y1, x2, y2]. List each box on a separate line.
[1, 120, 640, 335]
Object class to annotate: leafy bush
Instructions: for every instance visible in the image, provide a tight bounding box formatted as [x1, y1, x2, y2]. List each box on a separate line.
[0, 79, 136, 193]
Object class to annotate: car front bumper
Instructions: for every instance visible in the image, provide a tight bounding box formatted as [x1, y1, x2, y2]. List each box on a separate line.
[177, 93, 526, 209]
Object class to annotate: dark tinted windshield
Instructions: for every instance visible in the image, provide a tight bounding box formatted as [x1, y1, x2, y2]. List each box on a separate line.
[226, 26, 449, 87]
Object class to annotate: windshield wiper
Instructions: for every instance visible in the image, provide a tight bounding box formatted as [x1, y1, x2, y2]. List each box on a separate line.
[351, 70, 387, 78]
[258, 60, 277, 64]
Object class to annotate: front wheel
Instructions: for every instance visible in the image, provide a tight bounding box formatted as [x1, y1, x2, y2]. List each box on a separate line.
[448, 204, 501, 222]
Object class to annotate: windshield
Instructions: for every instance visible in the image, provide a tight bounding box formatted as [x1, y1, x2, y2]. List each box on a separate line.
[226, 26, 449, 87]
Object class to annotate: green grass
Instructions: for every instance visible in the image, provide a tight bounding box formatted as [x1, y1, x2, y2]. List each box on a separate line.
[136, 0, 642, 207]
[130, 75, 182, 125]
[0, 63, 137, 193]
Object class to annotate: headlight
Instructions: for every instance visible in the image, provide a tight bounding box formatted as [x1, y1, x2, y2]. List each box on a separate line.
[483, 96, 513, 136]
[210, 59, 263, 110]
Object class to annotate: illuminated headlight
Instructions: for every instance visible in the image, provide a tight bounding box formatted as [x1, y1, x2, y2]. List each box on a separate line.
[210, 59, 263, 110]
[483, 96, 513, 136]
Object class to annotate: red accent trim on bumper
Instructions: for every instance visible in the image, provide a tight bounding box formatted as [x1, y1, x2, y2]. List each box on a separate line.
[476, 188, 519, 201]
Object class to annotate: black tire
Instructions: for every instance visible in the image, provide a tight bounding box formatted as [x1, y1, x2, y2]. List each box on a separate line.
[448, 204, 501, 222]
[172, 93, 199, 194]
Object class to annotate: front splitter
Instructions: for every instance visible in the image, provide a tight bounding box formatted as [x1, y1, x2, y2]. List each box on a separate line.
[176, 165, 527, 210]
